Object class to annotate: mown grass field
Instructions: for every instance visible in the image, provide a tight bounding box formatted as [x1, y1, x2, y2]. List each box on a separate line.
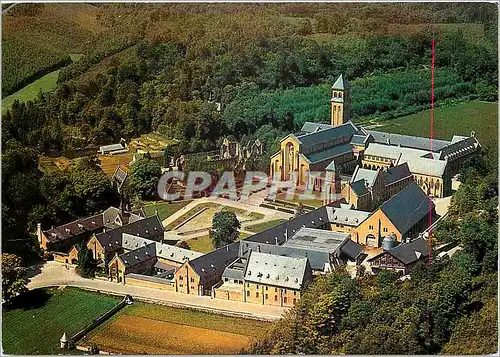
[81, 302, 271, 354]
[2, 69, 60, 114]
[246, 219, 287, 233]
[2, 288, 121, 355]
[377, 101, 498, 151]
[186, 232, 251, 253]
[143, 200, 193, 221]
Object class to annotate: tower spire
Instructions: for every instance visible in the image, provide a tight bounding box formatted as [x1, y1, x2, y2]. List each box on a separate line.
[330, 74, 350, 127]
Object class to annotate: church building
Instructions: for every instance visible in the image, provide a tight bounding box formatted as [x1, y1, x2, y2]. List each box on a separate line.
[269, 74, 481, 198]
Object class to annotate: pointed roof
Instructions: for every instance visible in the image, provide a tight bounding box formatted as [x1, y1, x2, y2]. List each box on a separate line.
[332, 74, 348, 90]
[60, 333, 68, 342]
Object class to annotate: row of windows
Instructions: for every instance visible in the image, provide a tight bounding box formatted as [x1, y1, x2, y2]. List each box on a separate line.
[179, 276, 195, 283]
[369, 225, 390, 233]
[246, 291, 297, 304]
[332, 91, 344, 98]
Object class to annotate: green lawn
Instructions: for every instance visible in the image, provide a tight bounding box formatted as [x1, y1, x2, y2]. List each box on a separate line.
[143, 200, 193, 221]
[378, 101, 498, 151]
[2, 287, 121, 355]
[186, 232, 252, 253]
[246, 219, 287, 233]
[2, 69, 60, 114]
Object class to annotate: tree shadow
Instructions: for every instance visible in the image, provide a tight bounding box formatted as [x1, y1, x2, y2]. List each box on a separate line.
[25, 264, 42, 279]
[6, 289, 52, 311]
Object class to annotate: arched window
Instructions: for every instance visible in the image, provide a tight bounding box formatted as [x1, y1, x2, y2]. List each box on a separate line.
[339, 92, 343, 98]
[334, 92, 338, 98]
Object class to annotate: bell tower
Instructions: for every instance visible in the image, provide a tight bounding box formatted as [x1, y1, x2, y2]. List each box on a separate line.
[330, 74, 350, 127]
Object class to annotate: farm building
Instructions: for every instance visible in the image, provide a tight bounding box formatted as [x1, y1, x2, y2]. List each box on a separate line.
[87, 214, 164, 262]
[36, 206, 143, 254]
[368, 237, 429, 275]
[98, 138, 128, 155]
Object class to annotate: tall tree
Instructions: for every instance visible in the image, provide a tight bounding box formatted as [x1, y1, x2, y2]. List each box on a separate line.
[209, 210, 241, 248]
[128, 158, 162, 199]
[1, 253, 28, 304]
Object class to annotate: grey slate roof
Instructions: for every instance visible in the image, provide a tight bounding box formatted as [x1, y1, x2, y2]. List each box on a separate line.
[332, 74, 348, 90]
[300, 121, 333, 133]
[241, 240, 330, 271]
[351, 166, 379, 187]
[325, 160, 336, 171]
[95, 215, 164, 252]
[369, 237, 429, 265]
[351, 180, 369, 196]
[244, 251, 309, 290]
[440, 136, 480, 160]
[121, 234, 202, 264]
[222, 257, 248, 280]
[398, 152, 447, 177]
[112, 167, 128, 189]
[247, 206, 330, 245]
[102, 206, 144, 229]
[284, 227, 350, 253]
[119, 242, 156, 268]
[350, 134, 368, 145]
[364, 143, 448, 177]
[296, 121, 357, 148]
[304, 143, 353, 164]
[189, 241, 240, 277]
[379, 182, 433, 236]
[326, 204, 370, 227]
[339, 239, 364, 261]
[367, 130, 451, 152]
[383, 163, 412, 186]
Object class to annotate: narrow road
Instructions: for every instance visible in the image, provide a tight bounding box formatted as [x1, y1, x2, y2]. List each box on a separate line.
[28, 261, 286, 321]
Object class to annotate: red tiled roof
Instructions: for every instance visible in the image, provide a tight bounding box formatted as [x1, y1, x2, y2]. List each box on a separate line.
[43, 214, 104, 243]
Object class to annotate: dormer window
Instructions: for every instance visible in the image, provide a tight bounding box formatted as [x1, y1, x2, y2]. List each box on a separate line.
[65, 228, 71, 233]
[77, 223, 84, 229]
[92, 221, 96, 225]
[266, 273, 270, 278]
[135, 256, 139, 260]
[285, 277, 289, 281]
[248, 271, 251, 276]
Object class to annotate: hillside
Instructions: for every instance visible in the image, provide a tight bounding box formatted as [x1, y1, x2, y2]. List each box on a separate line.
[1, 3, 129, 97]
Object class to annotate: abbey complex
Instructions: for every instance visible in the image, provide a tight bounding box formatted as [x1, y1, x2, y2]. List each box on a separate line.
[270, 74, 481, 199]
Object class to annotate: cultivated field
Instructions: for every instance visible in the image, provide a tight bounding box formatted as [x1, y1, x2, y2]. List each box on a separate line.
[2, 287, 121, 355]
[377, 101, 498, 151]
[81, 302, 271, 355]
[98, 153, 133, 176]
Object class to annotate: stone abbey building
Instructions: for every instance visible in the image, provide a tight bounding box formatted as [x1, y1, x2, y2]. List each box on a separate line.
[270, 74, 481, 198]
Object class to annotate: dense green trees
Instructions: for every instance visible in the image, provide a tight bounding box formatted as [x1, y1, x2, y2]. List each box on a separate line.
[209, 210, 241, 248]
[128, 158, 162, 199]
